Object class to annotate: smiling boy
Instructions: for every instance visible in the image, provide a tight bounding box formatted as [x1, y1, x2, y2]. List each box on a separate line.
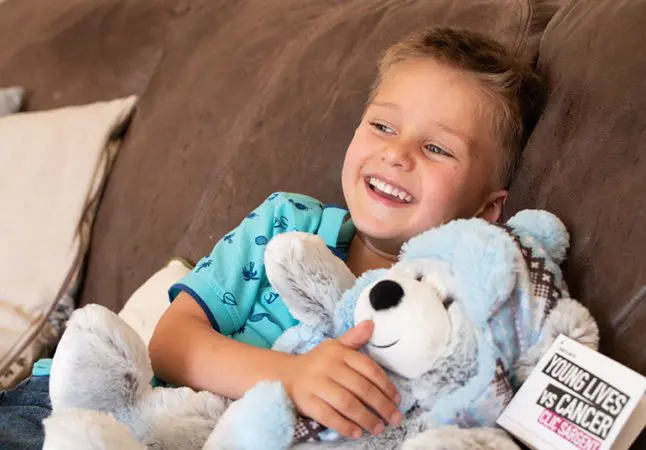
[0, 27, 544, 450]
[148, 28, 544, 441]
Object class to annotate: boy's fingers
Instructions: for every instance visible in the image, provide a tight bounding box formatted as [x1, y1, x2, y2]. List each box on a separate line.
[343, 350, 400, 405]
[315, 379, 383, 436]
[303, 395, 363, 439]
[338, 321, 374, 349]
[333, 366, 401, 426]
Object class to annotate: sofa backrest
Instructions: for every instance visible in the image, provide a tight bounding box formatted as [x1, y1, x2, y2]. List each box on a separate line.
[67, 0, 560, 312]
[0, 0, 177, 109]
[506, 0, 646, 376]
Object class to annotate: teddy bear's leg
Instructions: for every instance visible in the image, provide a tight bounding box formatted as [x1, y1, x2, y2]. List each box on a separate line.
[401, 426, 521, 450]
[43, 408, 146, 450]
[514, 297, 599, 384]
[49, 304, 153, 414]
[203, 381, 295, 450]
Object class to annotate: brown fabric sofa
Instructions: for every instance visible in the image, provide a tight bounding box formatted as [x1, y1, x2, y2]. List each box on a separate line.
[1, 0, 643, 441]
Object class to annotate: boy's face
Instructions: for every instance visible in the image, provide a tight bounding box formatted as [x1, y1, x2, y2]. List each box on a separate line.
[342, 58, 507, 251]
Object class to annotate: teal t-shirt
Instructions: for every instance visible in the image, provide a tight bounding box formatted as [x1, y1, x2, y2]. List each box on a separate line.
[168, 192, 355, 348]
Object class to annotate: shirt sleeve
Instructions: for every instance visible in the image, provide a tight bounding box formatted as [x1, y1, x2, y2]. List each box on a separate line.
[168, 192, 324, 335]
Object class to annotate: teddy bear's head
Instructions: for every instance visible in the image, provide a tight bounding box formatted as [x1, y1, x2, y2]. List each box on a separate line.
[353, 259, 461, 379]
[267, 210, 580, 426]
[271, 215, 538, 380]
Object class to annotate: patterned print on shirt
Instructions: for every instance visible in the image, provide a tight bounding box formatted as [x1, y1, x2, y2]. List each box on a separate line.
[247, 212, 259, 219]
[288, 199, 309, 210]
[231, 325, 246, 337]
[249, 312, 280, 326]
[221, 292, 237, 306]
[223, 232, 235, 244]
[255, 235, 268, 246]
[273, 216, 288, 230]
[264, 291, 280, 304]
[196, 259, 212, 273]
[242, 262, 260, 281]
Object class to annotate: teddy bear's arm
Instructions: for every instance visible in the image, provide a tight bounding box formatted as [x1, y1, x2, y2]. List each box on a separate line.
[265, 232, 357, 331]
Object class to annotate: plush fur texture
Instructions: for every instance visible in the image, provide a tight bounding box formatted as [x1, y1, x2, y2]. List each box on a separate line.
[44, 408, 146, 450]
[47, 305, 229, 450]
[204, 382, 295, 450]
[44, 210, 599, 450]
[401, 426, 523, 450]
[207, 210, 598, 449]
[514, 298, 600, 383]
[265, 232, 357, 332]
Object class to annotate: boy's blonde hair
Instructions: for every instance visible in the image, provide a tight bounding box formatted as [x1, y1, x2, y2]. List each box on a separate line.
[371, 28, 545, 189]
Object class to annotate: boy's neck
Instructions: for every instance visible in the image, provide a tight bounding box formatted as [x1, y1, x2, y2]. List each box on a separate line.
[346, 233, 397, 277]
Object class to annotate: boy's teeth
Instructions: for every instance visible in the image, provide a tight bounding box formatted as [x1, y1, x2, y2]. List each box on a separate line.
[368, 177, 413, 203]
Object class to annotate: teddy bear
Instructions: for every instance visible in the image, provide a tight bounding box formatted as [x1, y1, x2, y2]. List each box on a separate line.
[43, 210, 599, 450]
[204, 209, 600, 449]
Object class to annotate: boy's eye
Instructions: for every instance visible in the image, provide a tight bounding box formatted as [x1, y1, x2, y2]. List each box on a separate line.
[370, 122, 394, 135]
[424, 144, 452, 157]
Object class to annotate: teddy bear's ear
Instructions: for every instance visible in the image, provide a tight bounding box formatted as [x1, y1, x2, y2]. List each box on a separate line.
[401, 219, 523, 325]
[506, 210, 570, 265]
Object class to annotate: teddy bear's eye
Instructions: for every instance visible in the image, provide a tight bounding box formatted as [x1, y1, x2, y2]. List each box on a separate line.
[415, 274, 424, 282]
[442, 296, 455, 309]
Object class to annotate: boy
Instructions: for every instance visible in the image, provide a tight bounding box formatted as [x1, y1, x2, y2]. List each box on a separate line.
[0, 27, 544, 448]
[149, 27, 544, 440]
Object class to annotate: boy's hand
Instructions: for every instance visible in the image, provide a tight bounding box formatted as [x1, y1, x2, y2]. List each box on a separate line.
[282, 321, 402, 439]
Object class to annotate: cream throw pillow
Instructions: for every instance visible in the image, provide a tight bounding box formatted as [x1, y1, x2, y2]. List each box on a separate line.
[118, 258, 193, 346]
[0, 96, 137, 389]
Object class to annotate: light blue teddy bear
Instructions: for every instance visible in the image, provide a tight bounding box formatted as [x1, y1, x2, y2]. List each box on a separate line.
[205, 210, 599, 450]
[43, 210, 598, 450]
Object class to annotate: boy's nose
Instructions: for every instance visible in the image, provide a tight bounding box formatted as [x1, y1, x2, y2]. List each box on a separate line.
[382, 142, 415, 170]
[369, 280, 404, 311]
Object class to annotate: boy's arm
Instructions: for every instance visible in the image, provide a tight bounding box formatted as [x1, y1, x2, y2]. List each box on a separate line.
[149, 291, 292, 397]
[149, 292, 402, 439]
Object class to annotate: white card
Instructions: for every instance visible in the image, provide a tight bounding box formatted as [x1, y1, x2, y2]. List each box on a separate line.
[497, 335, 645, 450]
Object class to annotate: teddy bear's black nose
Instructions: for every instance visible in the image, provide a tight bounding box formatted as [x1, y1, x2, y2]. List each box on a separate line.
[369, 280, 404, 311]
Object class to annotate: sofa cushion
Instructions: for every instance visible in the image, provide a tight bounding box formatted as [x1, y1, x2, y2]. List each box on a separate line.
[505, 0, 646, 376]
[0, 96, 137, 389]
[79, 0, 563, 313]
[118, 258, 192, 346]
[0, 0, 180, 111]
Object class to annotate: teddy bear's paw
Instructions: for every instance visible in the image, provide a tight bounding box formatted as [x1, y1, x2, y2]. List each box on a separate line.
[49, 304, 153, 413]
[204, 381, 295, 450]
[515, 298, 599, 384]
[43, 408, 145, 450]
[265, 232, 328, 269]
[402, 426, 521, 450]
[265, 232, 355, 330]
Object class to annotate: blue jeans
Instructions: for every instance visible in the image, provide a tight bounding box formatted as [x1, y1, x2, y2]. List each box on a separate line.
[0, 376, 51, 450]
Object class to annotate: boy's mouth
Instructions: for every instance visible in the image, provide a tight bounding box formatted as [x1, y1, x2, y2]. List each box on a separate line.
[365, 177, 414, 204]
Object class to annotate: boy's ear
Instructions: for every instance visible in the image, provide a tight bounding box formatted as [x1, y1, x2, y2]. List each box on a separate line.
[475, 189, 508, 223]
